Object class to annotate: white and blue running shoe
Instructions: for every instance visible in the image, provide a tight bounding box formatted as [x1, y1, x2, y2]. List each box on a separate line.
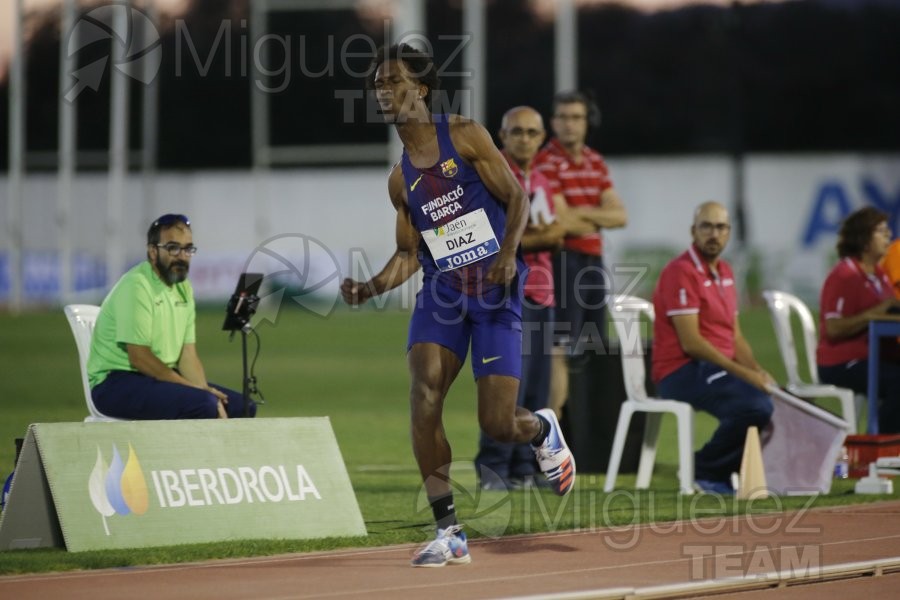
[410, 525, 471, 567]
[533, 408, 576, 496]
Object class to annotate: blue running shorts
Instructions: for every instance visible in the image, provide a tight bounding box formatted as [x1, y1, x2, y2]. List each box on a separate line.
[408, 278, 523, 380]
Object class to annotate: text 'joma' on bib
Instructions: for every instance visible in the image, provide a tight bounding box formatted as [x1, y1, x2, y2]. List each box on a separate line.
[421, 208, 500, 272]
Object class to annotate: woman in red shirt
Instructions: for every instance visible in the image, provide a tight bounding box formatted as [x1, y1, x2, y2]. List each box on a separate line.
[817, 207, 900, 433]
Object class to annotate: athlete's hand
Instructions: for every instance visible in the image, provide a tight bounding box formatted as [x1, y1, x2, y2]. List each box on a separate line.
[341, 278, 375, 305]
[486, 253, 517, 287]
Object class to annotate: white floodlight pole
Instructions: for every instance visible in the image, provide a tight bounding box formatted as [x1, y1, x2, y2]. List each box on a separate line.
[58, 0, 78, 304]
[250, 0, 269, 170]
[250, 0, 271, 242]
[555, 0, 577, 92]
[107, 0, 131, 284]
[389, 0, 426, 163]
[7, 0, 26, 312]
[142, 0, 159, 225]
[462, 0, 485, 123]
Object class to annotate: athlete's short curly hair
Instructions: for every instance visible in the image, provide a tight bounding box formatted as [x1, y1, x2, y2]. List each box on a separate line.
[367, 43, 441, 109]
[837, 206, 888, 259]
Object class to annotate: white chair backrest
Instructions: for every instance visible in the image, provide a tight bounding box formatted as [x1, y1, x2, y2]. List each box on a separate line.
[761, 290, 820, 386]
[63, 304, 104, 419]
[611, 294, 655, 401]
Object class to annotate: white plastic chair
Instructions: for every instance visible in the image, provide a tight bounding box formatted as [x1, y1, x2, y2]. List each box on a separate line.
[64, 304, 126, 422]
[761, 290, 862, 433]
[603, 295, 695, 495]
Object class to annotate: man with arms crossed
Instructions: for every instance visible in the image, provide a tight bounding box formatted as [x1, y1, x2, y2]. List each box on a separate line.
[533, 91, 627, 416]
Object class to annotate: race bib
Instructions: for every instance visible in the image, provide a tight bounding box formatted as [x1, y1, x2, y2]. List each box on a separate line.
[421, 208, 500, 272]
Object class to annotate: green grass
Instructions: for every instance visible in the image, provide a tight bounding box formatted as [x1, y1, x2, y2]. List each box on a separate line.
[0, 305, 886, 574]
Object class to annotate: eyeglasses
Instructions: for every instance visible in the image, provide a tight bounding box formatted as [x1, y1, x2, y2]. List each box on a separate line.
[507, 127, 543, 138]
[152, 214, 190, 228]
[697, 222, 732, 235]
[155, 243, 198, 257]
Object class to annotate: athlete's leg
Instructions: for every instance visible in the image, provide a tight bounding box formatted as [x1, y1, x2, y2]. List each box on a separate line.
[406, 283, 471, 529]
[470, 298, 575, 496]
[477, 375, 541, 444]
[511, 305, 554, 477]
[470, 302, 541, 444]
[408, 342, 463, 517]
[475, 371, 575, 496]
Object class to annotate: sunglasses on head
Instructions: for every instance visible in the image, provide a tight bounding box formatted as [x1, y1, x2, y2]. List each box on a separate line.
[152, 214, 190, 228]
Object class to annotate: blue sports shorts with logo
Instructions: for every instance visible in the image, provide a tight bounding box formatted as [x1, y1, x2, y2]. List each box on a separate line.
[407, 276, 523, 380]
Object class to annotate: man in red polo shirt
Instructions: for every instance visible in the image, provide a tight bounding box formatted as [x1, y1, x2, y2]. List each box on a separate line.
[652, 201, 774, 494]
[533, 90, 627, 415]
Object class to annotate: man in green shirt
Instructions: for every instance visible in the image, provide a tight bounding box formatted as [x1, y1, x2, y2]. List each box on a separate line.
[88, 214, 256, 419]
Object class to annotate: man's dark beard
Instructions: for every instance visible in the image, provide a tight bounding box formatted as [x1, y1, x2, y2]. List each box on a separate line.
[697, 239, 723, 260]
[155, 254, 189, 285]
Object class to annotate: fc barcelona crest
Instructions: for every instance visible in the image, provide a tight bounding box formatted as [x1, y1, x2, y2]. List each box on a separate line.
[440, 158, 458, 178]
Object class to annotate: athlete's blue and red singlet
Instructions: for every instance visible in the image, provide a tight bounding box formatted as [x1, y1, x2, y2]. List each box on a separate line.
[401, 116, 525, 379]
[402, 117, 525, 295]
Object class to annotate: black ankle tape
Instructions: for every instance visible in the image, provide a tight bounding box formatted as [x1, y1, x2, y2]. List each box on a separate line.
[429, 494, 457, 530]
[531, 414, 550, 445]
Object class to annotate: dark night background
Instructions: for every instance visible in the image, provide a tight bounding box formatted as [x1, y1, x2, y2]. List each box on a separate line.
[2, 0, 899, 170]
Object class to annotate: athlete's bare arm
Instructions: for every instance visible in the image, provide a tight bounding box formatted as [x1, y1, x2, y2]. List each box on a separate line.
[340, 165, 421, 305]
[449, 116, 528, 286]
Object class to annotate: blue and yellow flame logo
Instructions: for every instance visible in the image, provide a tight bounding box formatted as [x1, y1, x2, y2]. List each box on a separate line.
[88, 444, 149, 535]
